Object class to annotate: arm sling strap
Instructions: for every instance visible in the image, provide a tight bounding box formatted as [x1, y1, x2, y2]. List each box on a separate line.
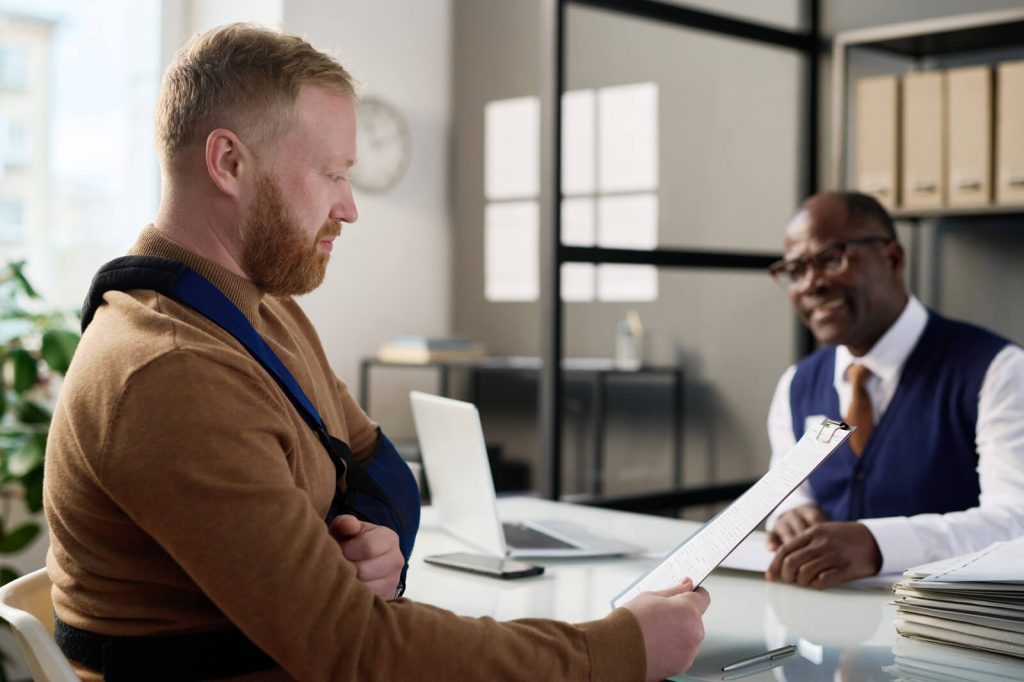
[58, 255, 421, 680]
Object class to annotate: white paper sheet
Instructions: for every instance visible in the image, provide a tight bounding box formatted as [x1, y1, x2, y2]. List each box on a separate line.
[920, 536, 1024, 583]
[720, 531, 773, 572]
[611, 420, 852, 607]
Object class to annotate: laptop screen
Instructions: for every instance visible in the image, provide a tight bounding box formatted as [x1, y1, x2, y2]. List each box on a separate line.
[410, 391, 507, 557]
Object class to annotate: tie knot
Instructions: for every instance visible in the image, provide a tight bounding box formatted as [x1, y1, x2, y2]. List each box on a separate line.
[848, 363, 871, 387]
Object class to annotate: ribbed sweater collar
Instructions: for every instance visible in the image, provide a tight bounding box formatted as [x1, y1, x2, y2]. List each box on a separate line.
[129, 225, 267, 325]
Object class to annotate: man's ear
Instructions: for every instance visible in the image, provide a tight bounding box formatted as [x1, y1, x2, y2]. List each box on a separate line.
[205, 128, 251, 197]
[887, 239, 906, 274]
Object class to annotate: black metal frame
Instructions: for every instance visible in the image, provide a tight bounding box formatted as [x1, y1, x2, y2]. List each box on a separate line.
[579, 481, 759, 516]
[541, 0, 824, 511]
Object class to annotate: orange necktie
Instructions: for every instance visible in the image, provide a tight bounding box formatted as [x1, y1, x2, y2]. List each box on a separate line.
[845, 363, 874, 456]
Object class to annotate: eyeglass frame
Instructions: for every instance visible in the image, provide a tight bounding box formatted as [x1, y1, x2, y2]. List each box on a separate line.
[768, 235, 895, 289]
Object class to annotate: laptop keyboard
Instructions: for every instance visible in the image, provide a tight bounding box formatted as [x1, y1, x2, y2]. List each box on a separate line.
[502, 522, 578, 550]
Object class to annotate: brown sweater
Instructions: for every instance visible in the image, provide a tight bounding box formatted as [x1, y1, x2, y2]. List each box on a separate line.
[43, 226, 646, 681]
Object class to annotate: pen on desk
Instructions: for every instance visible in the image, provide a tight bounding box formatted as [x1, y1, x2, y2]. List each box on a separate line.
[721, 644, 797, 672]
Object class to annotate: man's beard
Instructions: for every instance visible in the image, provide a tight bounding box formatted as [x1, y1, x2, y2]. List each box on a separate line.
[241, 173, 340, 297]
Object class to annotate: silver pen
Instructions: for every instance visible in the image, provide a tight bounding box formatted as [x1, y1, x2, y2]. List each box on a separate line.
[721, 644, 797, 672]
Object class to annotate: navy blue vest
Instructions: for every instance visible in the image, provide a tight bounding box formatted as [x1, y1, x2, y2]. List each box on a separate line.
[789, 312, 1008, 521]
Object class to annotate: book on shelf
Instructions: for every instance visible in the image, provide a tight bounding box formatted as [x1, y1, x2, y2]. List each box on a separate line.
[377, 336, 487, 364]
[891, 537, 1024, 664]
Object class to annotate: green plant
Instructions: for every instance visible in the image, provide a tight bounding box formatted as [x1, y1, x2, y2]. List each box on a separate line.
[0, 261, 79, 585]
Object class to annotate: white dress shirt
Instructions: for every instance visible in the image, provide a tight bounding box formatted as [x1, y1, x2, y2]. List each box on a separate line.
[766, 296, 1024, 574]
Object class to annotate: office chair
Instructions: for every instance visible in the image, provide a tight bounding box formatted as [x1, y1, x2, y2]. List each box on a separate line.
[0, 567, 78, 682]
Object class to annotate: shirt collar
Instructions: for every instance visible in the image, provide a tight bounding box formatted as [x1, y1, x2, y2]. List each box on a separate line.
[834, 295, 927, 384]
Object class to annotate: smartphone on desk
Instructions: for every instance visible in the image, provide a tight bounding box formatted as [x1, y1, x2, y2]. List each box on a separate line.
[424, 552, 544, 579]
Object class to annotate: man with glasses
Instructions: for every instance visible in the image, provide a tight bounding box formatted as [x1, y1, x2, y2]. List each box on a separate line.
[762, 191, 1024, 589]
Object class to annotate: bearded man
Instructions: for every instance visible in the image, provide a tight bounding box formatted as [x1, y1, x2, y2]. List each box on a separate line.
[43, 23, 709, 682]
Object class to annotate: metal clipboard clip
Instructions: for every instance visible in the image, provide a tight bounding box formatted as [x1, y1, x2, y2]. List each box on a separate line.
[816, 419, 853, 444]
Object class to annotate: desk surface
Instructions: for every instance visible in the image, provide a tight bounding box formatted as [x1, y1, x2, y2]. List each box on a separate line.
[406, 497, 900, 681]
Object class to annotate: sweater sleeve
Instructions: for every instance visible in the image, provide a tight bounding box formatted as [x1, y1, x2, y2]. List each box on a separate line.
[333, 373, 378, 460]
[94, 350, 645, 682]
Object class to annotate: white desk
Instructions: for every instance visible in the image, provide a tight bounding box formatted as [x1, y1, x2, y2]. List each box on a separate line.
[405, 497, 900, 681]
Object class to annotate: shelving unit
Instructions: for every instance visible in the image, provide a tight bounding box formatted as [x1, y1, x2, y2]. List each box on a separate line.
[538, 0, 824, 510]
[361, 357, 684, 497]
[831, 6, 1024, 197]
[892, 204, 1024, 220]
[831, 7, 1024, 310]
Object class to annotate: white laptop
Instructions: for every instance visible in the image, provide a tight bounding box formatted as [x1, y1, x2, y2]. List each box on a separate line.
[410, 391, 638, 559]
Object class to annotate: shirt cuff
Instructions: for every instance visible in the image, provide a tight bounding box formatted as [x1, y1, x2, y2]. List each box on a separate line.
[859, 516, 927, 575]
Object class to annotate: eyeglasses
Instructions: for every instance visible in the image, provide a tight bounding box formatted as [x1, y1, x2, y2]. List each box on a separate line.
[769, 235, 893, 289]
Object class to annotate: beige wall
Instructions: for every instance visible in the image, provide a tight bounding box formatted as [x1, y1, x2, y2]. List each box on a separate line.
[284, 0, 454, 436]
[158, 0, 455, 436]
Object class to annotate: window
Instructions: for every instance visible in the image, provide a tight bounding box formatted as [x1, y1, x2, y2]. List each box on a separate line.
[0, 1, 162, 308]
[0, 200, 25, 242]
[483, 83, 660, 303]
[0, 47, 29, 91]
[483, 96, 541, 301]
[1, 119, 32, 167]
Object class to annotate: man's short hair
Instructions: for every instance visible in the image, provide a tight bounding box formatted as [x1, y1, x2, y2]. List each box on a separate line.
[155, 23, 356, 168]
[843, 192, 896, 240]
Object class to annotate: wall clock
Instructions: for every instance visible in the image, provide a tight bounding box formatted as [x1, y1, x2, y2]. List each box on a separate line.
[350, 96, 411, 193]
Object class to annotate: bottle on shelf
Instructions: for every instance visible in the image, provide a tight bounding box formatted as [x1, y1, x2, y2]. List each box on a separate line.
[614, 310, 644, 371]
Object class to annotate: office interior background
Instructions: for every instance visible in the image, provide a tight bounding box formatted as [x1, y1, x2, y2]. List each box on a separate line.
[2, 0, 1024, 596]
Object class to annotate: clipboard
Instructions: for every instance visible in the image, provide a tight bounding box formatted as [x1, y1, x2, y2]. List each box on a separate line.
[611, 419, 853, 608]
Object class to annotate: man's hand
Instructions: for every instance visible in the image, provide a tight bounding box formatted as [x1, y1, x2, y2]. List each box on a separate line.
[329, 515, 405, 600]
[766, 521, 882, 589]
[766, 504, 830, 550]
[622, 578, 710, 681]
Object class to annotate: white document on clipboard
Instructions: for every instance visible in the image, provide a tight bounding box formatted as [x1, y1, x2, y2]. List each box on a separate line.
[611, 419, 852, 608]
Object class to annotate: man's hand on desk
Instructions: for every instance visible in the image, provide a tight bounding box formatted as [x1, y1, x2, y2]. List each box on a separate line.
[766, 503, 830, 550]
[330, 514, 405, 600]
[622, 578, 710, 682]
[765, 521, 882, 589]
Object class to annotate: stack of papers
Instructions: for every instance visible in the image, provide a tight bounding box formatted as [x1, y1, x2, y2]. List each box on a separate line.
[886, 636, 1024, 681]
[892, 537, 1024, 663]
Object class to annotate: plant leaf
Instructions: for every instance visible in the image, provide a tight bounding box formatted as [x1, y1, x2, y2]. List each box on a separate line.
[10, 349, 37, 393]
[0, 523, 40, 553]
[41, 329, 80, 375]
[22, 466, 44, 513]
[7, 432, 45, 477]
[14, 399, 50, 424]
[8, 262, 39, 299]
[0, 567, 18, 586]
[0, 432, 27, 483]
